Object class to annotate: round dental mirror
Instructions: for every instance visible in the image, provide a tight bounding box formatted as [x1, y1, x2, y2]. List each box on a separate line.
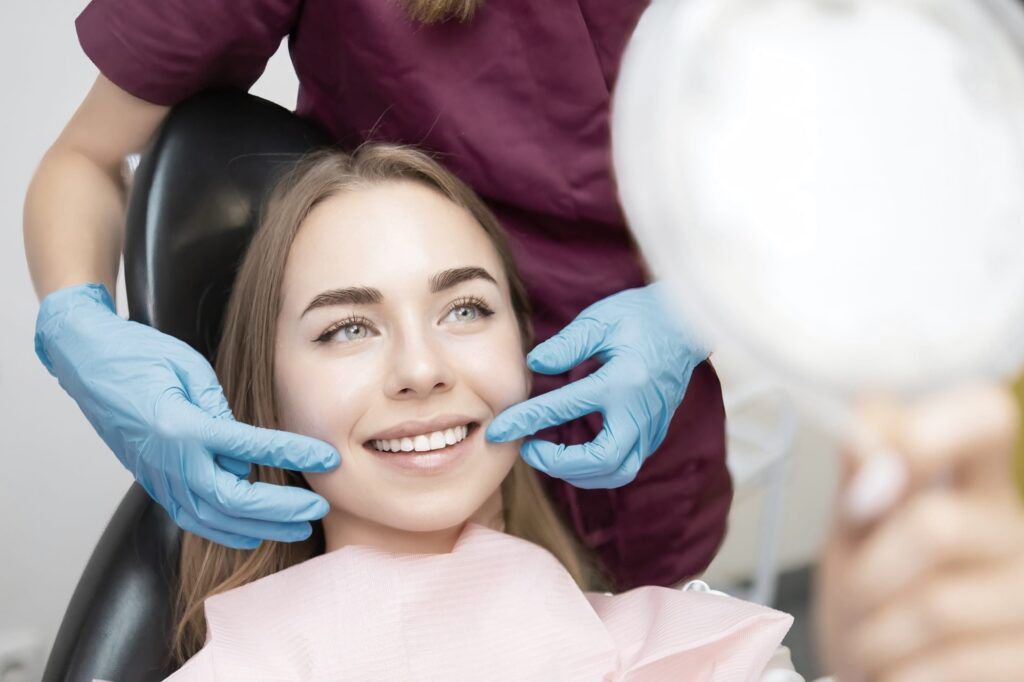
[613, 0, 1024, 398]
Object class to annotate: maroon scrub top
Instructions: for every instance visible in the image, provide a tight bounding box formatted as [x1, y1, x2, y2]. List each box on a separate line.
[76, 0, 732, 590]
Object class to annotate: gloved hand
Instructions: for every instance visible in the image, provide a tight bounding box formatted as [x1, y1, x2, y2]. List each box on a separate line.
[486, 282, 709, 489]
[34, 283, 340, 549]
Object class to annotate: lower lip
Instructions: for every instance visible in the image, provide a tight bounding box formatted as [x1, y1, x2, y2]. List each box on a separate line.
[367, 425, 476, 474]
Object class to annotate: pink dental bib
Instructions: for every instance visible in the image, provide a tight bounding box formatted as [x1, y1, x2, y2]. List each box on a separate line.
[164, 523, 792, 681]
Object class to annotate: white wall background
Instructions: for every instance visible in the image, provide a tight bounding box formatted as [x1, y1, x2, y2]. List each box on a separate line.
[0, 3, 837, 680]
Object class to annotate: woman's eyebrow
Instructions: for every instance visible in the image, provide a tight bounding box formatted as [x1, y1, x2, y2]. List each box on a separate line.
[428, 266, 497, 293]
[301, 267, 498, 318]
[301, 286, 382, 317]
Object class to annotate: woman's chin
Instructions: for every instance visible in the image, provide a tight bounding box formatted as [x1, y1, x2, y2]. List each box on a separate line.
[372, 499, 482, 534]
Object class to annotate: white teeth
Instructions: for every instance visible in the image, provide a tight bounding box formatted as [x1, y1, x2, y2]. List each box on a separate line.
[372, 424, 472, 453]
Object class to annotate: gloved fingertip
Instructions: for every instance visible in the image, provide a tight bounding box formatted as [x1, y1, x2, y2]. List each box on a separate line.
[526, 349, 562, 373]
[488, 417, 532, 443]
[290, 523, 313, 542]
[519, 447, 553, 477]
[307, 498, 331, 518]
[484, 420, 510, 442]
[314, 446, 342, 470]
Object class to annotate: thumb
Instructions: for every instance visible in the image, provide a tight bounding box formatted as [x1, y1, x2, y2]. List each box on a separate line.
[528, 316, 607, 374]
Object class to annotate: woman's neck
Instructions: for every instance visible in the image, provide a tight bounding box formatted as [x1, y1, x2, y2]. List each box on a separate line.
[322, 488, 504, 555]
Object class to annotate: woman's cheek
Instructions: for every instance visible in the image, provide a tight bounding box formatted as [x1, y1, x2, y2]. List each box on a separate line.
[276, 361, 360, 448]
[460, 334, 530, 412]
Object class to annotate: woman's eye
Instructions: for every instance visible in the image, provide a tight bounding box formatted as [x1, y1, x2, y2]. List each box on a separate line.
[338, 323, 370, 341]
[444, 299, 494, 324]
[317, 318, 377, 344]
[450, 305, 479, 322]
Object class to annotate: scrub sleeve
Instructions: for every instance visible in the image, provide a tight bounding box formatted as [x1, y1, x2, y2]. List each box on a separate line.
[75, 0, 733, 590]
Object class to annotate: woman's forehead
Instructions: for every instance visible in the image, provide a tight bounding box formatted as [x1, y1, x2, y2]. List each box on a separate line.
[282, 182, 505, 306]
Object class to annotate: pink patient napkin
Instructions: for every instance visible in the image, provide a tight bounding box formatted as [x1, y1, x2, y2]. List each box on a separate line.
[164, 523, 792, 681]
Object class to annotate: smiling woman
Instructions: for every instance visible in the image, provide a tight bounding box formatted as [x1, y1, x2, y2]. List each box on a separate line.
[162, 144, 802, 681]
[171, 144, 609, 664]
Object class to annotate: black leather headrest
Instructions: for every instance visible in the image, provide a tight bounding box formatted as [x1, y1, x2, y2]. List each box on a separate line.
[125, 89, 332, 360]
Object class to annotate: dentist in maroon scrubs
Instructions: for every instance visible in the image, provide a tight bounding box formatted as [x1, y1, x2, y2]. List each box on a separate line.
[25, 0, 731, 590]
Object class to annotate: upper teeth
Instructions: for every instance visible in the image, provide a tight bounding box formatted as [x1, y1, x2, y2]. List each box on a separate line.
[372, 425, 470, 453]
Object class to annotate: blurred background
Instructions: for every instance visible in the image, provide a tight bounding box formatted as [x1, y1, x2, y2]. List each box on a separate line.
[0, 2, 838, 680]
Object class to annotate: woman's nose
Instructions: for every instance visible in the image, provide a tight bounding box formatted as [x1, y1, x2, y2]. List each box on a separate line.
[383, 334, 455, 399]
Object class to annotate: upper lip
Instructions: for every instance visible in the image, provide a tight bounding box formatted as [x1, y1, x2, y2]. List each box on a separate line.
[364, 414, 478, 443]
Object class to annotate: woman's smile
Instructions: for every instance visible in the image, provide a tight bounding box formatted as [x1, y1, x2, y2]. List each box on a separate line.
[366, 423, 481, 475]
[361, 413, 482, 475]
[363, 413, 479, 450]
[370, 423, 471, 452]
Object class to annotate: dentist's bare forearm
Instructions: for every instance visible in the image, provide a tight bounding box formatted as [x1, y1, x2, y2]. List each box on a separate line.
[22, 74, 170, 301]
[23, 145, 126, 300]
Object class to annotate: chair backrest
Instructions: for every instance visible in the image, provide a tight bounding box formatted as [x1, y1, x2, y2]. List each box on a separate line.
[43, 90, 330, 682]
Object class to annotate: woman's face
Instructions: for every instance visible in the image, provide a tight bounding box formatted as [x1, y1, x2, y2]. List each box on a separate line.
[274, 180, 529, 547]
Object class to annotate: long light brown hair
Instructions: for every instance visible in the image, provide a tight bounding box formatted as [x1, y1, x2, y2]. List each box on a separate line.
[171, 144, 609, 665]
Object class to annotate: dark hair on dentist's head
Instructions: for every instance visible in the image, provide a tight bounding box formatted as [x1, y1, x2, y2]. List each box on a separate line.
[170, 143, 610, 665]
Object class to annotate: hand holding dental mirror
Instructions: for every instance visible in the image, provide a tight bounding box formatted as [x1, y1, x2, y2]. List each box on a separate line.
[612, 0, 1024, 676]
[817, 384, 1024, 681]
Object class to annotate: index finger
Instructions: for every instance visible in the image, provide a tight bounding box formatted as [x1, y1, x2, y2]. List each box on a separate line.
[486, 368, 608, 442]
[198, 465, 331, 522]
[203, 417, 341, 472]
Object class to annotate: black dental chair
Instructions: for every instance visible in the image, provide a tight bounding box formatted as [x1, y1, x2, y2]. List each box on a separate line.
[42, 90, 331, 682]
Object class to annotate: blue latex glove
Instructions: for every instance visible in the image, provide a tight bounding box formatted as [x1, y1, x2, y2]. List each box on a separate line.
[34, 283, 341, 549]
[486, 282, 709, 489]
